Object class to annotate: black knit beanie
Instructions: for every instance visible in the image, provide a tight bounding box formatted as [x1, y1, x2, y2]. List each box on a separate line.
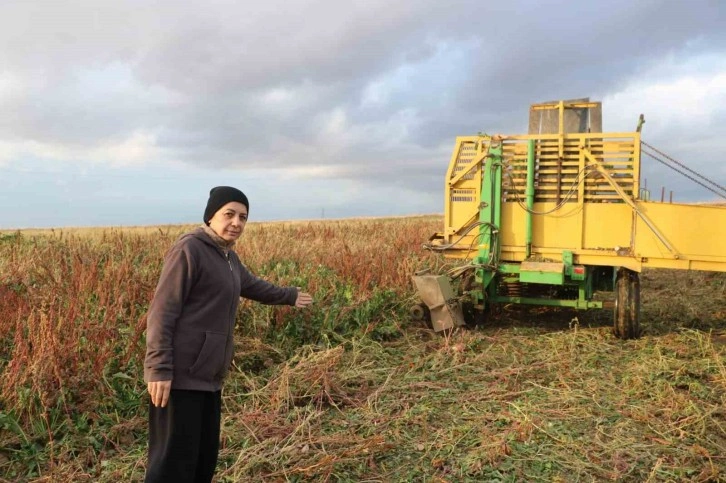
[203, 186, 249, 224]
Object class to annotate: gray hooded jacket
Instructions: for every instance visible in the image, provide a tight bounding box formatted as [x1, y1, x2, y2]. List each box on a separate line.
[144, 227, 297, 391]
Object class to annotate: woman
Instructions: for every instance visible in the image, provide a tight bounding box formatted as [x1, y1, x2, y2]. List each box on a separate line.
[143, 186, 313, 482]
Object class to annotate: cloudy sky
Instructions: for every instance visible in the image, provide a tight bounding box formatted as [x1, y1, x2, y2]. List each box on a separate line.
[1, 0, 724, 228]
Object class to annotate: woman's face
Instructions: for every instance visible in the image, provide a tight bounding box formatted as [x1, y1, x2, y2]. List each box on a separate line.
[208, 201, 248, 242]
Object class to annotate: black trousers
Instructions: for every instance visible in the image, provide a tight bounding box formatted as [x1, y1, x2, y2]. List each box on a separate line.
[145, 389, 222, 483]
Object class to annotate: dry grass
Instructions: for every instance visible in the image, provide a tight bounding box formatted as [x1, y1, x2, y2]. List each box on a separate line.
[1, 216, 725, 482]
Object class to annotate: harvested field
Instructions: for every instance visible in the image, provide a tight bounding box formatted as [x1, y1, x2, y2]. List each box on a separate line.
[1, 216, 725, 481]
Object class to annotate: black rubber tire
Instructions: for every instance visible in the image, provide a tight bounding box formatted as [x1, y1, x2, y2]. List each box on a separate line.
[410, 303, 431, 328]
[613, 267, 641, 339]
[410, 303, 426, 321]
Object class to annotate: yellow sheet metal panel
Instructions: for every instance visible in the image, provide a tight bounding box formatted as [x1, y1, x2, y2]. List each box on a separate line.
[500, 202, 633, 251]
[634, 202, 726, 260]
[500, 203, 527, 248]
[496, 203, 726, 272]
[535, 207, 584, 249]
[582, 204, 633, 250]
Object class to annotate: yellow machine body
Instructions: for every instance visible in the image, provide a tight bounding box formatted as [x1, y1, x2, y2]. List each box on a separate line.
[438, 112, 726, 273]
[414, 100, 725, 338]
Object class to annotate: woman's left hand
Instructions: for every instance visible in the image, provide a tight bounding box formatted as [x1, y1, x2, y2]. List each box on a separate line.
[295, 290, 313, 308]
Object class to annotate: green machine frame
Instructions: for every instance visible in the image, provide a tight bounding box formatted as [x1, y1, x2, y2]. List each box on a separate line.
[471, 140, 612, 312]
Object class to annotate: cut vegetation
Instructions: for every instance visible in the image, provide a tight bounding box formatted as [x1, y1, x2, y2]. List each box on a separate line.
[1, 217, 725, 481]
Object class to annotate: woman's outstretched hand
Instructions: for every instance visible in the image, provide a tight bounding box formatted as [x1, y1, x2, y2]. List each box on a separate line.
[295, 290, 313, 308]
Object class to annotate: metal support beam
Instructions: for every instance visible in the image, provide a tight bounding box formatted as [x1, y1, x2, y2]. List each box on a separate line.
[525, 139, 535, 258]
[474, 143, 504, 303]
[584, 149, 679, 258]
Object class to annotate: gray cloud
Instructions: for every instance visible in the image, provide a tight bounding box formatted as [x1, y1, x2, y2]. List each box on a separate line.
[1, 0, 724, 202]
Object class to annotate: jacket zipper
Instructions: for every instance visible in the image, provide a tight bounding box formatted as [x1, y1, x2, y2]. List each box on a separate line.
[219, 248, 236, 381]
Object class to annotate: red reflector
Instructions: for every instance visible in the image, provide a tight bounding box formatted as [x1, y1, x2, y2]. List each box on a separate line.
[573, 266, 585, 274]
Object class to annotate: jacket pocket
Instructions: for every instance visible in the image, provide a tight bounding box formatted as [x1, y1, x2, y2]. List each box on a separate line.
[188, 331, 227, 381]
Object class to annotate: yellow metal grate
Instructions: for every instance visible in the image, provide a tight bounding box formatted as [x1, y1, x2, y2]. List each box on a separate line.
[451, 188, 476, 203]
[444, 132, 641, 245]
[501, 136, 638, 203]
[452, 141, 479, 181]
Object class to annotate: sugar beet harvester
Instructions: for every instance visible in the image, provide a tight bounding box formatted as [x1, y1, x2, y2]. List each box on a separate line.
[413, 100, 726, 339]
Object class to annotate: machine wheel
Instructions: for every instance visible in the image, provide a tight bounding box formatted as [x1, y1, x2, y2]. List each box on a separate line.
[410, 303, 431, 326]
[613, 268, 640, 339]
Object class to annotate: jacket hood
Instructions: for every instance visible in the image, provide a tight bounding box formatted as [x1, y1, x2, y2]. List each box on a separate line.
[182, 227, 222, 249]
